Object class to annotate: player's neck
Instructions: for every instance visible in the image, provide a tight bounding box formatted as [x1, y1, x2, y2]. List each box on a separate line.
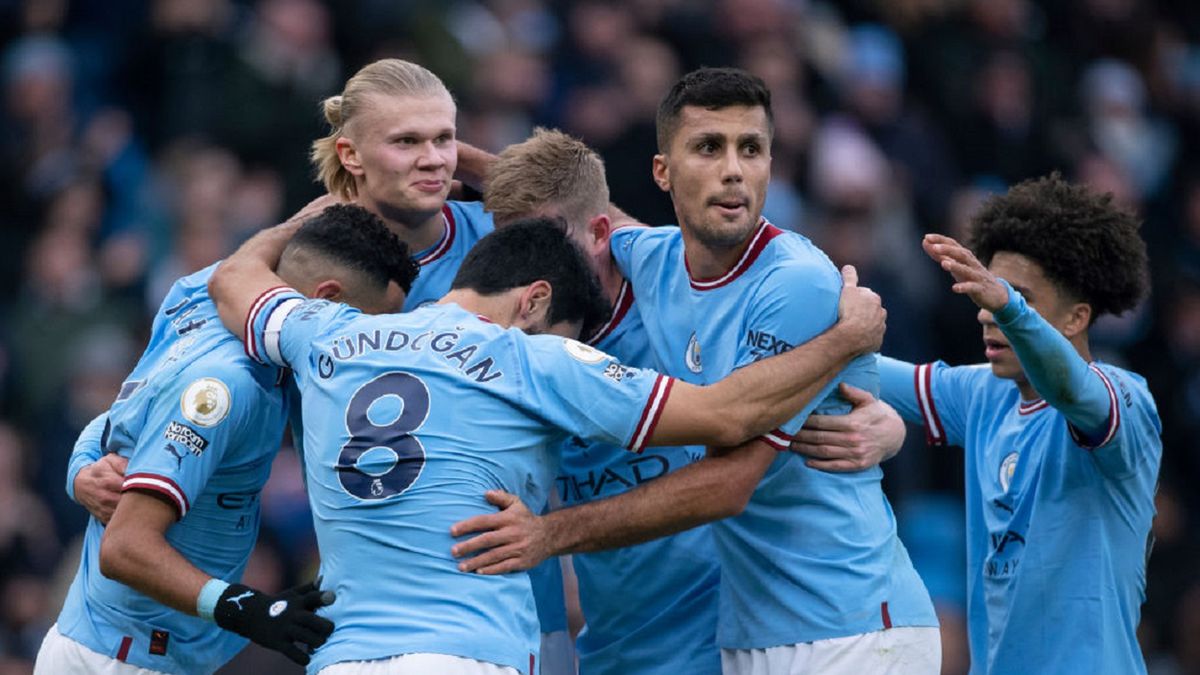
[595, 252, 625, 305]
[438, 289, 514, 327]
[360, 195, 446, 253]
[679, 228, 754, 281]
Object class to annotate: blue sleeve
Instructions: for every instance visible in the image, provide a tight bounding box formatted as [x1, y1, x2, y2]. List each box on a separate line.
[735, 261, 875, 447]
[65, 412, 109, 502]
[993, 281, 1114, 441]
[879, 356, 921, 424]
[244, 287, 354, 381]
[121, 365, 266, 519]
[1077, 365, 1162, 479]
[911, 360, 984, 447]
[515, 334, 673, 453]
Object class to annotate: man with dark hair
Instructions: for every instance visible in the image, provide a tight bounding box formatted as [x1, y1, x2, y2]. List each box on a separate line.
[858, 174, 1158, 674]
[38, 205, 414, 674]
[208, 215, 889, 675]
[448, 217, 611, 338]
[453, 67, 938, 674]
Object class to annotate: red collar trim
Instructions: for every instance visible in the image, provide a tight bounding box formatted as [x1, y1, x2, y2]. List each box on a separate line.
[685, 219, 783, 291]
[1018, 399, 1049, 415]
[587, 279, 634, 345]
[475, 314, 494, 324]
[416, 205, 456, 265]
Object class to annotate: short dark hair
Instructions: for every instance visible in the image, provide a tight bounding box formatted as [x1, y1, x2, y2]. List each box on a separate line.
[970, 173, 1149, 320]
[655, 67, 773, 152]
[451, 218, 611, 335]
[290, 204, 420, 293]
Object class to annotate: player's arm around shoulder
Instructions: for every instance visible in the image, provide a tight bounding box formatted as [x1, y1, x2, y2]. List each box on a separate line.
[209, 221, 301, 342]
[450, 437, 780, 575]
[650, 265, 886, 449]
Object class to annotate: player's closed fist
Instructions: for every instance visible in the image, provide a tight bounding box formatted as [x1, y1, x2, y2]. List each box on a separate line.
[212, 580, 336, 665]
[837, 265, 887, 354]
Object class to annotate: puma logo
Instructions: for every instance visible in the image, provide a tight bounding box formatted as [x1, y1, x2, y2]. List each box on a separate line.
[227, 591, 255, 610]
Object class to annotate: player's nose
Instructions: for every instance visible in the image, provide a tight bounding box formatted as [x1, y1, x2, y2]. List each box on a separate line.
[977, 307, 995, 326]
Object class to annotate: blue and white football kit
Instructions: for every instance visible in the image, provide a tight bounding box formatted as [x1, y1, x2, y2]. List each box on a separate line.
[609, 222, 937, 663]
[557, 279, 721, 675]
[43, 265, 289, 675]
[880, 283, 1161, 675]
[403, 201, 495, 310]
[244, 292, 677, 674]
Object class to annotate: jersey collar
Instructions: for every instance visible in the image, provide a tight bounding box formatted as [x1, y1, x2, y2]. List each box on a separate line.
[1018, 398, 1049, 415]
[413, 205, 456, 266]
[685, 218, 783, 291]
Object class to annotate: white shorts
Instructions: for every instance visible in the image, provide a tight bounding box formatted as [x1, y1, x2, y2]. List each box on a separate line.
[318, 653, 521, 675]
[720, 626, 941, 675]
[539, 630, 576, 675]
[34, 623, 170, 675]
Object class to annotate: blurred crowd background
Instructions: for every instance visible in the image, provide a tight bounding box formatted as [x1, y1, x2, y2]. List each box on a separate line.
[0, 0, 1197, 673]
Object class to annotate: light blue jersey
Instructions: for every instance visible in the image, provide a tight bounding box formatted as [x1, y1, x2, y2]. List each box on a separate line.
[557, 279, 720, 675]
[56, 264, 288, 675]
[879, 289, 1161, 674]
[610, 222, 936, 648]
[404, 201, 495, 310]
[245, 292, 675, 674]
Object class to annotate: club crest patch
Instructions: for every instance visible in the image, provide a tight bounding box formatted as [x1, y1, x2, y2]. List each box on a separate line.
[999, 452, 1019, 492]
[180, 378, 231, 428]
[563, 339, 609, 365]
[685, 332, 703, 374]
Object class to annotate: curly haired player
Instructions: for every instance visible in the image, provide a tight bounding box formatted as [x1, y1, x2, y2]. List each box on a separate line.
[805, 173, 1160, 674]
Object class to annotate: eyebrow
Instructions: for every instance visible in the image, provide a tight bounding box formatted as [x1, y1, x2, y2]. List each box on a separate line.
[1010, 282, 1035, 300]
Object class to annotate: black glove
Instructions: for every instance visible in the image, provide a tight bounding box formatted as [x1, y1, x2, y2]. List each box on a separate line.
[213, 580, 336, 665]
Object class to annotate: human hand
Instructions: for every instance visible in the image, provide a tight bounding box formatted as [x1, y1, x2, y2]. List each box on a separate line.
[836, 265, 887, 355]
[791, 384, 905, 472]
[212, 579, 335, 666]
[923, 234, 1009, 312]
[74, 454, 128, 524]
[450, 490, 549, 575]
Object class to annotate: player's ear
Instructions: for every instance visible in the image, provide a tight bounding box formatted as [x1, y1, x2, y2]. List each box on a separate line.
[587, 213, 612, 255]
[652, 154, 670, 193]
[519, 280, 553, 322]
[336, 137, 364, 176]
[313, 279, 345, 302]
[1062, 301, 1092, 340]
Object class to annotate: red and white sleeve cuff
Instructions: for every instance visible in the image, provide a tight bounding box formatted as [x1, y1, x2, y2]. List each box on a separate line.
[243, 286, 295, 363]
[1068, 365, 1121, 450]
[914, 363, 947, 446]
[760, 428, 793, 451]
[123, 472, 191, 519]
[628, 375, 674, 453]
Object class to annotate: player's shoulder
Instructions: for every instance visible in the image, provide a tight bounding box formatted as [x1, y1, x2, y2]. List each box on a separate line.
[758, 226, 840, 287]
[523, 333, 616, 365]
[178, 343, 274, 392]
[283, 297, 362, 333]
[446, 200, 496, 237]
[741, 228, 840, 315]
[611, 223, 680, 253]
[1091, 361, 1160, 417]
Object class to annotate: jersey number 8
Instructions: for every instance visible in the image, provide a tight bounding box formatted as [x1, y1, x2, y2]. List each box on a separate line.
[337, 372, 429, 500]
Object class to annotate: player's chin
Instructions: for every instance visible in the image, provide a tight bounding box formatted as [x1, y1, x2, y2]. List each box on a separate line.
[987, 358, 1023, 381]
